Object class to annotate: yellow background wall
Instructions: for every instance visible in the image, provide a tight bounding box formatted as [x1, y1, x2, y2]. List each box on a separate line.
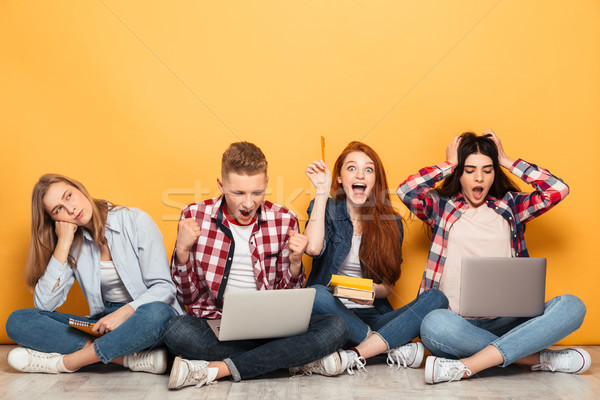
[1, 1, 598, 344]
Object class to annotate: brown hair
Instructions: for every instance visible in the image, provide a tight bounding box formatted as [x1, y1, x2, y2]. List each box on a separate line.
[437, 132, 520, 198]
[26, 174, 113, 289]
[221, 142, 268, 177]
[331, 142, 403, 286]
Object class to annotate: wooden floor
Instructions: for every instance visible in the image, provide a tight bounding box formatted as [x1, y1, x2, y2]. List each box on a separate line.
[1, 345, 598, 399]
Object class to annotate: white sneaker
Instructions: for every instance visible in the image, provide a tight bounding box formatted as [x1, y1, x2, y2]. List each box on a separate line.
[341, 350, 367, 375]
[424, 356, 472, 384]
[124, 348, 167, 374]
[7, 347, 62, 374]
[289, 351, 345, 376]
[531, 348, 591, 374]
[386, 342, 425, 369]
[168, 356, 217, 389]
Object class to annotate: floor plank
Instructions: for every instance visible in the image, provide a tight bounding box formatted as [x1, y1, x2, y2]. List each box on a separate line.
[1, 345, 597, 399]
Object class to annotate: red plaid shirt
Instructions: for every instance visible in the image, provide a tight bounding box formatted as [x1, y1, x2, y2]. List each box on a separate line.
[171, 196, 305, 319]
[398, 159, 569, 293]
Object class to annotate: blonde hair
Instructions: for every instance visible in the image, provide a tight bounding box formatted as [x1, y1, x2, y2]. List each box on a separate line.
[221, 142, 268, 177]
[26, 174, 113, 289]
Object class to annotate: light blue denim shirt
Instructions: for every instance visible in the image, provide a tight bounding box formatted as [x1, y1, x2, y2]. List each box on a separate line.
[34, 207, 184, 317]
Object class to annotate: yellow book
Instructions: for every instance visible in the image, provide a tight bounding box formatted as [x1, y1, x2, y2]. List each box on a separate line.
[329, 274, 373, 291]
[331, 286, 375, 301]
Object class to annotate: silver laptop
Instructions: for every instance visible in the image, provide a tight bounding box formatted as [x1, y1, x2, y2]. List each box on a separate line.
[459, 257, 546, 318]
[207, 288, 316, 341]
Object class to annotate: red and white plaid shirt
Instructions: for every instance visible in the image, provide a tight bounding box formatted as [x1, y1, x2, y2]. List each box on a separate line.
[398, 159, 569, 293]
[171, 196, 305, 319]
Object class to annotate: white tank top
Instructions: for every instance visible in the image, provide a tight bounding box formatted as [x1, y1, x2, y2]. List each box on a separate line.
[100, 260, 133, 303]
[337, 234, 374, 309]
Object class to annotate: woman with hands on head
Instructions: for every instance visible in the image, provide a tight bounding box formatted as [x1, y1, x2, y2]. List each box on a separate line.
[398, 130, 589, 384]
[291, 141, 448, 376]
[6, 174, 183, 374]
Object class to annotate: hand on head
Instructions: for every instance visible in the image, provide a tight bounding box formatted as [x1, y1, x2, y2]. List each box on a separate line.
[305, 160, 331, 195]
[446, 136, 461, 167]
[483, 129, 514, 168]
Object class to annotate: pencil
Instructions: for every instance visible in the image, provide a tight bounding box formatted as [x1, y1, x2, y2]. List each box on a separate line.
[321, 136, 325, 161]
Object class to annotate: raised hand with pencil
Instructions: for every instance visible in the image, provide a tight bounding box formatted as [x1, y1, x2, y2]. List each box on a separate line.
[296, 140, 448, 376]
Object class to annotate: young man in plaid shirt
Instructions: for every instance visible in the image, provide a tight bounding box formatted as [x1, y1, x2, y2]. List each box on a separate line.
[164, 142, 349, 390]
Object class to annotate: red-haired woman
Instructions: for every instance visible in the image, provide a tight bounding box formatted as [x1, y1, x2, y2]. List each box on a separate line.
[291, 142, 447, 376]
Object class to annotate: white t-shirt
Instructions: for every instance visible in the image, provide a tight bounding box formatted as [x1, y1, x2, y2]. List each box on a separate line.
[337, 234, 374, 309]
[441, 204, 512, 313]
[224, 222, 258, 294]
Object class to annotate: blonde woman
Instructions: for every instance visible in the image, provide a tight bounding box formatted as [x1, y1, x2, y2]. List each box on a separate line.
[6, 174, 183, 374]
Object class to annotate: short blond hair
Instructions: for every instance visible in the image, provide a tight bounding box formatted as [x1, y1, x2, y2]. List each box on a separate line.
[221, 142, 268, 177]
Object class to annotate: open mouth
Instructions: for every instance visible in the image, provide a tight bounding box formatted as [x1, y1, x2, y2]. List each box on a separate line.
[352, 183, 367, 195]
[472, 187, 484, 199]
[240, 209, 252, 218]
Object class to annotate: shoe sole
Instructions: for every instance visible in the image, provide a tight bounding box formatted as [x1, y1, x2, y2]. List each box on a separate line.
[323, 352, 343, 376]
[424, 356, 437, 384]
[155, 349, 168, 374]
[572, 348, 592, 374]
[168, 356, 183, 389]
[409, 343, 425, 369]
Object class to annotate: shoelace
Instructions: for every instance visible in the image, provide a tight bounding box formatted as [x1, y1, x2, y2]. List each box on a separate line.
[186, 361, 212, 388]
[531, 350, 573, 372]
[531, 363, 553, 372]
[386, 348, 410, 369]
[128, 351, 153, 370]
[289, 360, 320, 376]
[26, 350, 59, 373]
[346, 355, 367, 375]
[439, 364, 472, 383]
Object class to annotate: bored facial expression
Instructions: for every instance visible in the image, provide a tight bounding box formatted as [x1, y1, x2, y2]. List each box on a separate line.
[336, 151, 376, 208]
[218, 172, 268, 225]
[459, 152, 495, 208]
[43, 181, 93, 228]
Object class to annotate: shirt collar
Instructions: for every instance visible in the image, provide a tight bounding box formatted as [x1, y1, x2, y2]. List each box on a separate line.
[211, 195, 265, 226]
[81, 209, 119, 241]
[454, 192, 499, 210]
[332, 198, 351, 220]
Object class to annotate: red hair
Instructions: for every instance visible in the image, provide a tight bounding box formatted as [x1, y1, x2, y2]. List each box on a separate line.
[331, 142, 403, 285]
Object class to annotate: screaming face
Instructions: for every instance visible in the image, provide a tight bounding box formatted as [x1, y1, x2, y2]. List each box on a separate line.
[218, 172, 268, 225]
[459, 152, 495, 208]
[336, 151, 376, 209]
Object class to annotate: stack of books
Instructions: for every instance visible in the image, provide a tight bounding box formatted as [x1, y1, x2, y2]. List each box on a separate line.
[329, 274, 375, 301]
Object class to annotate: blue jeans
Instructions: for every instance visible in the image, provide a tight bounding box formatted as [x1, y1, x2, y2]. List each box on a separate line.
[6, 301, 176, 364]
[420, 294, 586, 366]
[311, 284, 448, 348]
[164, 314, 347, 382]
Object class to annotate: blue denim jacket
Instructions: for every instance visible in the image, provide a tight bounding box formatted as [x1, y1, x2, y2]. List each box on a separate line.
[306, 198, 404, 314]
